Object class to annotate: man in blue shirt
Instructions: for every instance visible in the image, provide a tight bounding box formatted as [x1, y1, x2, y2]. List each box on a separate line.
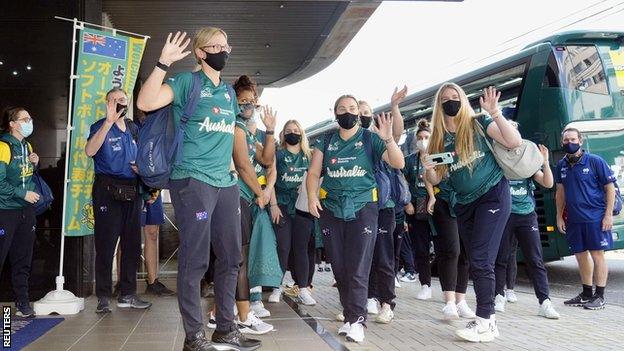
[85, 88, 152, 313]
[555, 128, 615, 310]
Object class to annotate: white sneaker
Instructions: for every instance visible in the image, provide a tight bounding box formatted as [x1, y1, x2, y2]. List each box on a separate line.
[250, 301, 271, 318]
[298, 288, 317, 306]
[346, 317, 365, 343]
[237, 311, 274, 335]
[505, 289, 518, 303]
[375, 304, 394, 324]
[442, 302, 459, 320]
[400, 272, 417, 283]
[456, 300, 476, 319]
[394, 276, 402, 288]
[416, 285, 432, 300]
[538, 299, 560, 319]
[268, 287, 282, 303]
[336, 313, 345, 322]
[455, 317, 498, 343]
[367, 298, 379, 314]
[494, 294, 506, 312]
[338, 322, 350, 336]
[207, 311, 216, 329]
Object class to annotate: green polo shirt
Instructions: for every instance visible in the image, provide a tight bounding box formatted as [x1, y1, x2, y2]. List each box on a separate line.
[445, 115, 503, 205]
[318, 128, 386, 220]
[166, 71, 240, 188]
[235, 117, 266, 202]
[275, 149, 309, 216]
[509, 178, 536, 215]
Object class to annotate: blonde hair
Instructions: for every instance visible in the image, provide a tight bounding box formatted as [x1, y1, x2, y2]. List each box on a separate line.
[193, 27, 228, 65]
[428, 82, 478, 178]
[281, 119, 312, 160]
[358, 100, 372, 115]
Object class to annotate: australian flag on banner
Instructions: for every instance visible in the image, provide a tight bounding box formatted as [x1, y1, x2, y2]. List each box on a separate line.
[82, 32, 127, 60]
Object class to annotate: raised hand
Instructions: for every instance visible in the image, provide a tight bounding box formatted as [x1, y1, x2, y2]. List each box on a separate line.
[538, 144, 549, 164]
[479, 86, 501, 116]
[375, 112, 393, 140]
[260, 106, 277, 131]
[106, 98, 123, 123]
[159, 32, 192, 66]
[391, 85, 408, 107]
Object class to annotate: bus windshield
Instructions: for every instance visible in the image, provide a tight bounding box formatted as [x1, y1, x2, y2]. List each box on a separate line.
[553, 43, 624, 124]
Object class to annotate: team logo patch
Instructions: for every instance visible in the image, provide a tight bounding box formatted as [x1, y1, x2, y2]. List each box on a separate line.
[331, 158, 337, 164]
[582, 168, 590, 175]
[196, 211, 208, 221]
[354, 141, 363, 149]
[0, 229, 4, 236]
[289, 166, 295, 172]
[212, 107, 220, 115]
[224, 92, 231, 102]
[200, 89, 213, 98]
[322, 228, 330, 236]
[100, 206, 108, 213]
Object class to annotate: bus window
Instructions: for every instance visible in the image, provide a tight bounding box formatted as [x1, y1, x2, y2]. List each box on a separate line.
[543, 52, 561, 88]
[553, 45, 608, 95]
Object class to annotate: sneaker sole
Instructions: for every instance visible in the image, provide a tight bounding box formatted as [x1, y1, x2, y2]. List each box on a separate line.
[583, 305, 606, 310]
[538, 313, 560, 319]
[238, 325, 274, 335]
[375, 318, 393, 324]
[212, 343, 259, 351]
[117, 303, 151, 309]
[338, 331, 349, 336]
[455, 331, 495, 343]
[346, 335, 364, 343]
[564, 303, 587, 307]
[95, 309, 111, 314]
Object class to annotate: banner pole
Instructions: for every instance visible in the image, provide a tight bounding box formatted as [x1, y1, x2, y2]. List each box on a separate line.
[54, 16, 150, 39]
[34, 17, 85, 315]
[57, 17, 80, 289]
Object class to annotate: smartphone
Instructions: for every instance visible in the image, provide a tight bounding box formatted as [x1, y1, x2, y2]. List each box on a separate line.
[426, 152, 455, 165]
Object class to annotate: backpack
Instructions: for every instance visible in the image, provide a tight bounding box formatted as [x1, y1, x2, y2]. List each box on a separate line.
[135, 72, 236, 189]
[475, 119, 543, 180]
[390, 167, 411, 208]
[0, 140, 53, 215]
[33, 172, 54, 215]
[321, 129, 391, 207]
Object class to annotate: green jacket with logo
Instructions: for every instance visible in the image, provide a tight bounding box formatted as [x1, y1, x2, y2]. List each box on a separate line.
[0, 133, 35, 210]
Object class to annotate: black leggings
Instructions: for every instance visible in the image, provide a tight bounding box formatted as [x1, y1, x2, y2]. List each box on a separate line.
[235, 198, 252, 301]
[431, 199, 469, 294]
[291, 211, 316, 287]
[406, 215, 432, 286]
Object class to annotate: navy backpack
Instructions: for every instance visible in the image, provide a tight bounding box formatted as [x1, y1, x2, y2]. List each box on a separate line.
[33, 172, 54, 215]
[136, 72, 202, 189]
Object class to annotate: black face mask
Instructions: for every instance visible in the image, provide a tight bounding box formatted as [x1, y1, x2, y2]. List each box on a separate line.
[202, 51, 229, 71]
[116, 103, 128, 118]
[442, 100, 461, 117]
[284, 133, 302, 146]
[336, 112, 359, 130]
[360, 116, 373, 129]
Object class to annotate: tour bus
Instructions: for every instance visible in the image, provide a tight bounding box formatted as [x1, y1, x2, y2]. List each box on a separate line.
[306, 30, 624, 261]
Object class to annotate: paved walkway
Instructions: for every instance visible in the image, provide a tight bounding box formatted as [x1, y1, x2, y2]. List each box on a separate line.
[21, 271, 623, 351]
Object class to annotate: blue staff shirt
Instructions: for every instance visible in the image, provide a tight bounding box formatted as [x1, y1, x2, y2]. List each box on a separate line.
[88, 119, 138, 179]
[555, 151, 615, 223]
